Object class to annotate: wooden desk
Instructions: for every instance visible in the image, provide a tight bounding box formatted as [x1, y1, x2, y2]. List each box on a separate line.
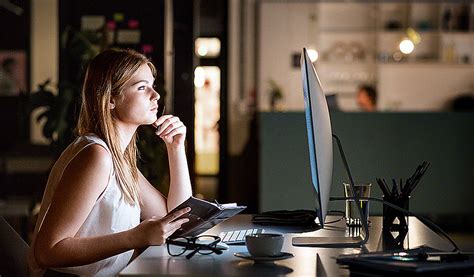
[120, 215, 452, 276]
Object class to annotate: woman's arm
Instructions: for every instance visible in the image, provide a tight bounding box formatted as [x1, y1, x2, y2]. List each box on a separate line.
[137, 170, 168, 219]
[34, 144, 189, 268]
[165, 145, 192, 211]
[136, 146, 192, 219]
[154, 115, 193, 211]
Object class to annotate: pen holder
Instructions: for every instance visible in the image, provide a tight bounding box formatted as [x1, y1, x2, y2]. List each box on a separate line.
[382, 227, 408, 251]
[383, 194, 410, 232]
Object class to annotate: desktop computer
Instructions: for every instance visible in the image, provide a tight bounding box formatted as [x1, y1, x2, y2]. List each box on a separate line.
[292, 48, 369, 247]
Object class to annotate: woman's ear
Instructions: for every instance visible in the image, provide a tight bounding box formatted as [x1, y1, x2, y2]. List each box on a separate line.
[109, 101, 115, 110]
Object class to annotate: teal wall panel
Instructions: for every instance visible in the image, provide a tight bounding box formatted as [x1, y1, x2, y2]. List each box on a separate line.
[259, 112, 474, 217]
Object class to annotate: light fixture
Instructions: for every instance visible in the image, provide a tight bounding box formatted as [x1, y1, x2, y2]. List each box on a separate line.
[195, 38, 221, 58]
[197, 45, 208, 56]
[399, 39, 414, 54]
[194, 67, 206, 88]
[307, 48, 319, 62]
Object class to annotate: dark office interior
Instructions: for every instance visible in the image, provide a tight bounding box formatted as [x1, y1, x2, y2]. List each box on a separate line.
[0, 0, 473, 275]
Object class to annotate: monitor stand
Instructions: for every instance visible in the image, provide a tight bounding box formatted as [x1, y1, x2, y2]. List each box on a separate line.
[292, 134, 369, 248]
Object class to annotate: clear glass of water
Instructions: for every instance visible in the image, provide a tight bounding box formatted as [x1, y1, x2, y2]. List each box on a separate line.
[343, 182, 371, 227]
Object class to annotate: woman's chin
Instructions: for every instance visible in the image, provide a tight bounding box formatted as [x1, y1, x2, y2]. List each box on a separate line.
[139, 118, 156, 127]
[146, 115, 157, 125]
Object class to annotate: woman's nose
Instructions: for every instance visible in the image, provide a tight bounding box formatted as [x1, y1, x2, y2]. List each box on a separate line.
[152, 88, 160, 101]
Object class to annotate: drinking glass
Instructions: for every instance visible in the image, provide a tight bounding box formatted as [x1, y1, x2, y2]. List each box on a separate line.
[343, 182, 371, 227]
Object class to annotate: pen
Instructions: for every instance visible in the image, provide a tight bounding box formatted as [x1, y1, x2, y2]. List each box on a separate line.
[399, 178, 403, 196]
[376, 178, 391, 197]
[401, 177, 411, 197]
[382, 178, 391, 198]
[391, 179, 398, 197]
[409, 162, 429, 194]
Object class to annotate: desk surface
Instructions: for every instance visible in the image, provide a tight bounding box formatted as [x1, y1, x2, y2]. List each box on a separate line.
[120, 215, 452, 276]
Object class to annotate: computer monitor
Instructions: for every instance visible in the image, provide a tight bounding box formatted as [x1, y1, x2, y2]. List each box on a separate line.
[300, 49, 333, 228]
[293, 48, 367, 247]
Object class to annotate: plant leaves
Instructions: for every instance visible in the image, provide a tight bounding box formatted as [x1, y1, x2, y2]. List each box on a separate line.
[42, 118, 57, 140]
[30, 90, 55, 110]
[36, 109, 51, 123]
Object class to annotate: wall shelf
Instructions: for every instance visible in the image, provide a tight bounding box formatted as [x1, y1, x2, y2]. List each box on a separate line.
[314, 2, 473, 111]
[258, 1, 473, 112]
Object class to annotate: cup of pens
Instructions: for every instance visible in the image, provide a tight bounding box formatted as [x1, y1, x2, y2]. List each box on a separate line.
[377, 161, 430, 232]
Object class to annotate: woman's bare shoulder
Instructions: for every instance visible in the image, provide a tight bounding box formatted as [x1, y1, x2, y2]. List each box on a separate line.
[59, 143, 113, 193]
[74, 143, 112, 169]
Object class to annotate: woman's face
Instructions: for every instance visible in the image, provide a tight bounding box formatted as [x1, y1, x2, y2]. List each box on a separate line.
[113, 63, 160, 127]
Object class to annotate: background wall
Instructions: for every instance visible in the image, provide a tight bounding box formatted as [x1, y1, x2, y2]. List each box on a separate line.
[378, 63, 473, 110]
[259, 112, 474, 222]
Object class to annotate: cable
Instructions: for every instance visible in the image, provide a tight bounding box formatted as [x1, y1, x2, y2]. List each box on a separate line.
[330, 196, 460, 252]
[332, 134, 370, 247]
[330, 134, 458, 251]
[324, 210, 344, 225]
[328, 210, 344, 215]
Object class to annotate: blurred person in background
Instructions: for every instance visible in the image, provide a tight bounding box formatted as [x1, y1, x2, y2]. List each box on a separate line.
[357, 84, 377, 112]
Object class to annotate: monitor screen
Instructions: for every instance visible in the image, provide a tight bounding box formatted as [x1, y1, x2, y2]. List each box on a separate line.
[300, 48, 333, 228]
[294, 48, 367, 246]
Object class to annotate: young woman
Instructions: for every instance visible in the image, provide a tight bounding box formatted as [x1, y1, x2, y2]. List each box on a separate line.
[29, 49, 193, 276]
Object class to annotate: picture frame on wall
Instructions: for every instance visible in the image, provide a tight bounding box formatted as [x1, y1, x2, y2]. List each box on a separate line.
[0, 50, 27, 96]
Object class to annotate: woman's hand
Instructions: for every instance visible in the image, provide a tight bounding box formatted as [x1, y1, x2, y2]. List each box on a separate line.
[153, 115, 186, 148]
[134, 207, 191, 248]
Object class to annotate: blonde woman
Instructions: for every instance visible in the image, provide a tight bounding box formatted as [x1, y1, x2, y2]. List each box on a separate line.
[29, 49, 192, 276]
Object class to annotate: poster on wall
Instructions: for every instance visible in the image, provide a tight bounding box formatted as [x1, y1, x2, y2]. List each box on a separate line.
[0, 50, 27, 96]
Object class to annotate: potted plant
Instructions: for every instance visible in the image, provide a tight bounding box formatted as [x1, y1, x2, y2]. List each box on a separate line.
[268, 79, 284, 111]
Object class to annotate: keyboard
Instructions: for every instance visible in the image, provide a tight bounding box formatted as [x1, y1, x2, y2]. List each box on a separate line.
[218, 228, 264, 245]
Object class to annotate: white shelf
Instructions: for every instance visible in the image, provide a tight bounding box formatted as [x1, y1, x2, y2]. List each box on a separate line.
[319, 29, 376, 33]
[317, 3, 473, 67]
[377, 61, 473, 67]
[440, 32, 474, 36]
[316, 61, 376, 66]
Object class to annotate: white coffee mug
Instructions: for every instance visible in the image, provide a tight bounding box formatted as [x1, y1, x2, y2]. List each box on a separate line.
[245, 233, 284, 257]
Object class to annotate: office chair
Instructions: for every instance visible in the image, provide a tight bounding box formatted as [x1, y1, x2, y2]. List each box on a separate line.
[0, 216, 30, 277]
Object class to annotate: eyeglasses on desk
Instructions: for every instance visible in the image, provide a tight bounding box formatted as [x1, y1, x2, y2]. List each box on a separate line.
[166, 235, 223, 259]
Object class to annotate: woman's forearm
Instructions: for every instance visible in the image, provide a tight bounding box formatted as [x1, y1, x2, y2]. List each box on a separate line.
[166, 145, 193, 211]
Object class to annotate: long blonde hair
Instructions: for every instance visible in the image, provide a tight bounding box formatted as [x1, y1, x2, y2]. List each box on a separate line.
[77, 49, 157, 205]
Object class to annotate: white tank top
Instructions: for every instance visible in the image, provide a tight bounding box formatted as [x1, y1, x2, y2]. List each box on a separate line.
[29, 134, 141, 276]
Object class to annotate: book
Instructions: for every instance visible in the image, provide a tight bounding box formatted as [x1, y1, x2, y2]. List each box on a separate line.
[168, 196, 246, 238]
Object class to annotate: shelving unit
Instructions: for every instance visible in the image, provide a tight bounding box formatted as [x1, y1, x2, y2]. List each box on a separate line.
[312, 2, 473, 110]
[257, 1, 473, 111]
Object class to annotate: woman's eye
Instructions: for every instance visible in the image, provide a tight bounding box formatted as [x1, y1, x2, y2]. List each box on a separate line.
[138, 86, 146, 91]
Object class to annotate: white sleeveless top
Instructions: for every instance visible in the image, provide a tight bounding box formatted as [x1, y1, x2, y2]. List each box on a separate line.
[29, 134, 141, 276]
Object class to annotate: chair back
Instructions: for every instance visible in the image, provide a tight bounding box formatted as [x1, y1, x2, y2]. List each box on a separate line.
[0, 216, 30, 277]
